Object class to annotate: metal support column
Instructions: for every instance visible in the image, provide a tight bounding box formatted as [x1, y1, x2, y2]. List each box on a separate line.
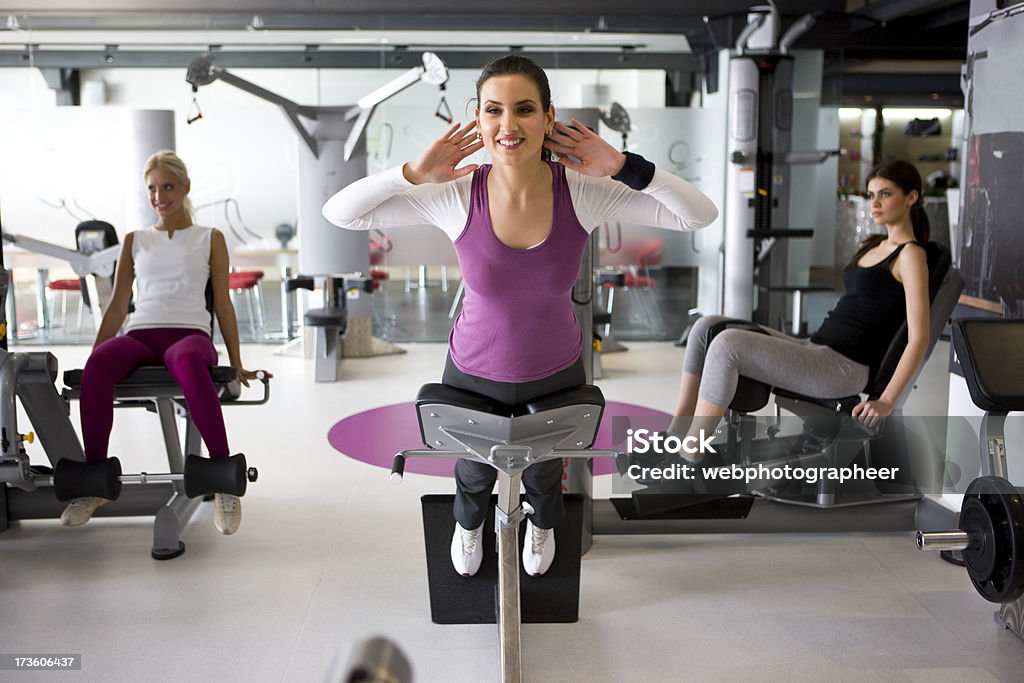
[495, 471, 523, 683]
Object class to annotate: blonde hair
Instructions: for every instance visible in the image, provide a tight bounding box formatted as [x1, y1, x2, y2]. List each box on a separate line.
[143, 149, 194, 223]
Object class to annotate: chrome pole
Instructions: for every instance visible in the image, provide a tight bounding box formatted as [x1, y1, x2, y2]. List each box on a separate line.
[496, 471, 523, 683]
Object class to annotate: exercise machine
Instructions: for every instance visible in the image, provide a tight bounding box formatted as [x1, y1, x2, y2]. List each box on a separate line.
[722, 5, 840, 329]
[185, 51, 448, 315]
[286, 274, 375, 382]
[595, 241, 963, 536]
[391, 383, 617, 683]
[0, 352, 269, 559]
[2, 223, 120, 333]
[0, 230, 270, 558]
[915, 318, 1024, 638]
[187, 52, 448, 363]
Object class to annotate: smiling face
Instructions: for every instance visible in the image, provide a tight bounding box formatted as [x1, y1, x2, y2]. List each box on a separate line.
[145, 166, 190, 221]
[475, 74, 554, 167]
[866, 176, 917, 226]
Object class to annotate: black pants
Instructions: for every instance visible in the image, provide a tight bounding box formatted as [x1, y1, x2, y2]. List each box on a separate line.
[442, 353, 586, 530]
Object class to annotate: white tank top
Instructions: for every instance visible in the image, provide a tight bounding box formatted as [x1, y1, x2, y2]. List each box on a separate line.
[125, 225, 214, 334]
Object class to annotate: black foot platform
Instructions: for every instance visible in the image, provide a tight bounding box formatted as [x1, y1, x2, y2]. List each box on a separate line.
[421, 493, 583, 624]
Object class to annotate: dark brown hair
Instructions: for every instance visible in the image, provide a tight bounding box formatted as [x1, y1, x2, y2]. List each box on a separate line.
[852, 160, 930, 264]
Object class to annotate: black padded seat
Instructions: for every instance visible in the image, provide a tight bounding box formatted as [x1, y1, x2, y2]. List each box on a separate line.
[303, 306, 348, 331]
[771, 386, 861, 414]
[524, 385, 605, 414]
[63, 365, 238, 389]
[304, 301, 350, 383]
[952, 318, 1024, 413]
[63, 365, 242, 401]
[415, 382, 497, 414]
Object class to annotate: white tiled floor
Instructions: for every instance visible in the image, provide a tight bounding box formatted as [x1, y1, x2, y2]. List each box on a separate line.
[2, 340, 1023, 682]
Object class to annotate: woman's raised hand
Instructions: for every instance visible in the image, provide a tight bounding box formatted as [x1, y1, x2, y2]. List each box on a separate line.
[403, 121, 485, 185]
[544, 119, 627, 177]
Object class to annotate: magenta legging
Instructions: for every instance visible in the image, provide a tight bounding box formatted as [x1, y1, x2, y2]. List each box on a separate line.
[80, 327, 229, 462]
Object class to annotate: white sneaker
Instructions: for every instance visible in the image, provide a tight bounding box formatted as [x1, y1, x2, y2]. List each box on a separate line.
[60, 497, 109, 527]
[522, 519, 555, 576]
[450, 522, 484, 577]
[214, 494, 242, 535]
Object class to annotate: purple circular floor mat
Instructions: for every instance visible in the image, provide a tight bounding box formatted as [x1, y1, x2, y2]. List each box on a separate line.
[328, 400, 668, 478]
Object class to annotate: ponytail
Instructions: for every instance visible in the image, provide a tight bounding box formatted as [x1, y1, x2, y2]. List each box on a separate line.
[909, 201, 930, 244]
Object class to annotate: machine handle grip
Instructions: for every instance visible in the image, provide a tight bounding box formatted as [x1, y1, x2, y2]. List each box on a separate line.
[390, 454, 406, 483]
[226, 372, 271, 406]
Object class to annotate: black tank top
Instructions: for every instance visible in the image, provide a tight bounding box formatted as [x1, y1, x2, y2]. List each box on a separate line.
[810, 242, 918, 384]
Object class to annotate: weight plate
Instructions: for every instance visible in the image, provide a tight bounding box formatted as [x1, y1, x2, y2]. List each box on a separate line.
[960, 476, 1024, 603]
[961, 497, 997, 581]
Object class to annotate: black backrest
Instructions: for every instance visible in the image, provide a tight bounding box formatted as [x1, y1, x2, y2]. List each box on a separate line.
[865, 242, 963, 400]
[952, 318, 1024, 413]
[205, 278, 215, 330]
[74, 220, 118, 255]
[74, 220, 119, 309]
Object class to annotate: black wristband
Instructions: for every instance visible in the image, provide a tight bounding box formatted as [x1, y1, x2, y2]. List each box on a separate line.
[611, 151, 655, 190]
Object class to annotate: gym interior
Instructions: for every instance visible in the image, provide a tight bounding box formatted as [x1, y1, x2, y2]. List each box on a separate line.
[2, 1, 1024, 681]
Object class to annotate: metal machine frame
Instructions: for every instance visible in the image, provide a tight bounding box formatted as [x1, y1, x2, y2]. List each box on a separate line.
[391, 385, 616, 683]
[0, 346, 269, 559]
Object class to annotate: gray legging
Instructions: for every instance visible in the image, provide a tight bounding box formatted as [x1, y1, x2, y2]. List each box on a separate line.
[684, 315, 870, 407]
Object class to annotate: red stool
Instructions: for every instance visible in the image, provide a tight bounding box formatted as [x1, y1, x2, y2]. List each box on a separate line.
[625, 240, 664, 289]
[370, 268, 390, 290]
[228, 270, 266, 339]
[598, 239, 666, 338]
[370, 230, 393, 291]
[47, 278, 84, 329]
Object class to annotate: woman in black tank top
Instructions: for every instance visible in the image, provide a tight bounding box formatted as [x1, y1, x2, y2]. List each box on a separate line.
[670, 160, 932, 448]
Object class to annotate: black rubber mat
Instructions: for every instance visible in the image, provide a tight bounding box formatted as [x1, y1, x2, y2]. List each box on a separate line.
[420, 493, 583, 624]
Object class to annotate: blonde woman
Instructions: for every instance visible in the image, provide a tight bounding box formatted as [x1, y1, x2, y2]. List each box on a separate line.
[61, 150, 269, 534]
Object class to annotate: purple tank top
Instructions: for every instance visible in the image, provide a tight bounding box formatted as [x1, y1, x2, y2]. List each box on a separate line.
[450, 161, 589, 382]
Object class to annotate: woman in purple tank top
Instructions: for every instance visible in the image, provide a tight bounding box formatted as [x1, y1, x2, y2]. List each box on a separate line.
[323, 55, 718, 577]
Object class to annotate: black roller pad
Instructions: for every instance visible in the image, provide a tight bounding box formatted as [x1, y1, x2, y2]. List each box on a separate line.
[420, 494, 583, 624]
[54, 457, 122, 502]
[184, 453, 247, 498]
